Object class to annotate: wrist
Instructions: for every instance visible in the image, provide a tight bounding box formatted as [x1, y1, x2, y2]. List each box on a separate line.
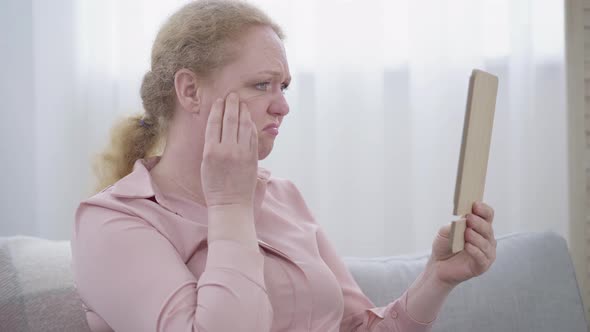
[405, 263, 456, 324]
[208, 203, 254, 215]
[425, 258, 459, 291]
[207, 203, 258, 251]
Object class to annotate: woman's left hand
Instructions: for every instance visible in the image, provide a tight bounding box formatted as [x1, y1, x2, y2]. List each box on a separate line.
[428, 201, 497, 288]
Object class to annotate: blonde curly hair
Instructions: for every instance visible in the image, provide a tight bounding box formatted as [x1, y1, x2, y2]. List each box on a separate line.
[93, 0, 284, 193]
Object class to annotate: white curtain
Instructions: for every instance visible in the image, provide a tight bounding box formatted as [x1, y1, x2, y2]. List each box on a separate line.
[3, 0, 567, 257]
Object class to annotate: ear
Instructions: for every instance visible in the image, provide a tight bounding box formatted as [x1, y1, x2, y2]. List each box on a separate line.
[174, 68, 202, 114]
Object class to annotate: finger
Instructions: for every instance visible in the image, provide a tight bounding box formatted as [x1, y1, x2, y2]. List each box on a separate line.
[438, 223, 452, 239]
[465, 242, 490, 272]
[465, 227, 494, 260]
[473, 202, 494, 223]
[466, 214, 494, 242]
[238, 102, 251, 145]
[222, 92, 240, 143]
[205, 98, 224, 144]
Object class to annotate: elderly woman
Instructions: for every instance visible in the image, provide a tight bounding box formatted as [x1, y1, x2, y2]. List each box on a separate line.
[71, 1, 497, 331]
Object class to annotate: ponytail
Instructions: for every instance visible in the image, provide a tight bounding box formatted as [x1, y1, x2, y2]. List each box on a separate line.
[92, 114, 161, 194]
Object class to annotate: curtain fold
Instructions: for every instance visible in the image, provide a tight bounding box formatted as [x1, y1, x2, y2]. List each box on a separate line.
[16, 0, 566, 256]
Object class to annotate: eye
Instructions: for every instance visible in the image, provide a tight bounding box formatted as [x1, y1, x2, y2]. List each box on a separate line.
[280, 83, 289, 93]
[255, 82, 271, 91]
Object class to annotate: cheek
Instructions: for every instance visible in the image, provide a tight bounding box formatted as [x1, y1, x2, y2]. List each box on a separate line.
[199, 101, 217, 127]
[239, 88, 266, 100]
[201, 90, 269, 131]
[243, 99, 269, 129]
[200, 100, 214, 114]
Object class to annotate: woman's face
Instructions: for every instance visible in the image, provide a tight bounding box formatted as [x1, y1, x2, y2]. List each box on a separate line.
[200, 25, 291, 160]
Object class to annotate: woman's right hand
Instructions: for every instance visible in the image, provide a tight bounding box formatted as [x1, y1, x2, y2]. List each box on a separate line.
[201, 92, 259, 208]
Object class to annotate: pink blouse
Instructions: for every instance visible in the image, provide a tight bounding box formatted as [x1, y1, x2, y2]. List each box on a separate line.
[71, 157, 435, 332]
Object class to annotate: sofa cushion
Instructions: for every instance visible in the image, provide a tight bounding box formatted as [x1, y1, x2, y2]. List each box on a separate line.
[344, 232, 589, 332]
[0, 232, 586, 332]
[0, 237, 91, 332]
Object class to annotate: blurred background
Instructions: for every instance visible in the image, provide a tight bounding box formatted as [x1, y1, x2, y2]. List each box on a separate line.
[1, 0, 585, 313]
[0, 0, 590, 320]
[0, 0, 569, 253]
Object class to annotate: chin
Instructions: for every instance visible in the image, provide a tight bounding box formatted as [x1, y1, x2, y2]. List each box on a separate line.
[257, 141, 273, 160]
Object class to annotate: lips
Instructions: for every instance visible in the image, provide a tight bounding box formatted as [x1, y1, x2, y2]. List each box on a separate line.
[262, 122, 280, 136]
[263, 123, 279, 130]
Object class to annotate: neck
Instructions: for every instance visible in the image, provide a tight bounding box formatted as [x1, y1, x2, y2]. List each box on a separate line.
[151, 117, 207, 205]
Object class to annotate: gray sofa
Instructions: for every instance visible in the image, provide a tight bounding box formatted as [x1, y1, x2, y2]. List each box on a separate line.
[0, 232, 587, 331]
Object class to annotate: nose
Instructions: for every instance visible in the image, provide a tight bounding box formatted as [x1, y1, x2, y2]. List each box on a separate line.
[268, 93, 289, 117]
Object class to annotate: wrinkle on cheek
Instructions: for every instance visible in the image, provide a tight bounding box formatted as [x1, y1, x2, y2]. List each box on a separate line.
[209, 88, 265, 131]
[232, 91, 264, 132]
[239, 89, 266, 101]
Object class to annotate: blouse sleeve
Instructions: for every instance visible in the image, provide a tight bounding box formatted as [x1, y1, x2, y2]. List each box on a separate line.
[71, 201, 273, 332]
[285, 180, 436, 332]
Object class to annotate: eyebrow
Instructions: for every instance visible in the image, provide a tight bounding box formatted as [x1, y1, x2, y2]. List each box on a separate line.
[257, 70, 291, 82]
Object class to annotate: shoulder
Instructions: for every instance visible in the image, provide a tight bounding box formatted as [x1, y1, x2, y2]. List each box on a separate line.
[73, 185, 151, 242]
[265, 176, 317, 222]
[76, 185, 136, 220]
[266, 176, 304, 201]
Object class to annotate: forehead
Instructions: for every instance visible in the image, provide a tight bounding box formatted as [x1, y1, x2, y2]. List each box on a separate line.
[227, 26, 290, 79]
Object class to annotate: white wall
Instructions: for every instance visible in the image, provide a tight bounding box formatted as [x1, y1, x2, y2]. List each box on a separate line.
[0, 0, 37, 236]
[1, 0, 84, 240]
[32, 0, 88, 240]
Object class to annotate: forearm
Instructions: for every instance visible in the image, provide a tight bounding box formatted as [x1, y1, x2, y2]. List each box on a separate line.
[405, 260, 455, 323]
[207, 204, 259, 252]
[194, 239, 272, 332]
[193, 205, 271, 331]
